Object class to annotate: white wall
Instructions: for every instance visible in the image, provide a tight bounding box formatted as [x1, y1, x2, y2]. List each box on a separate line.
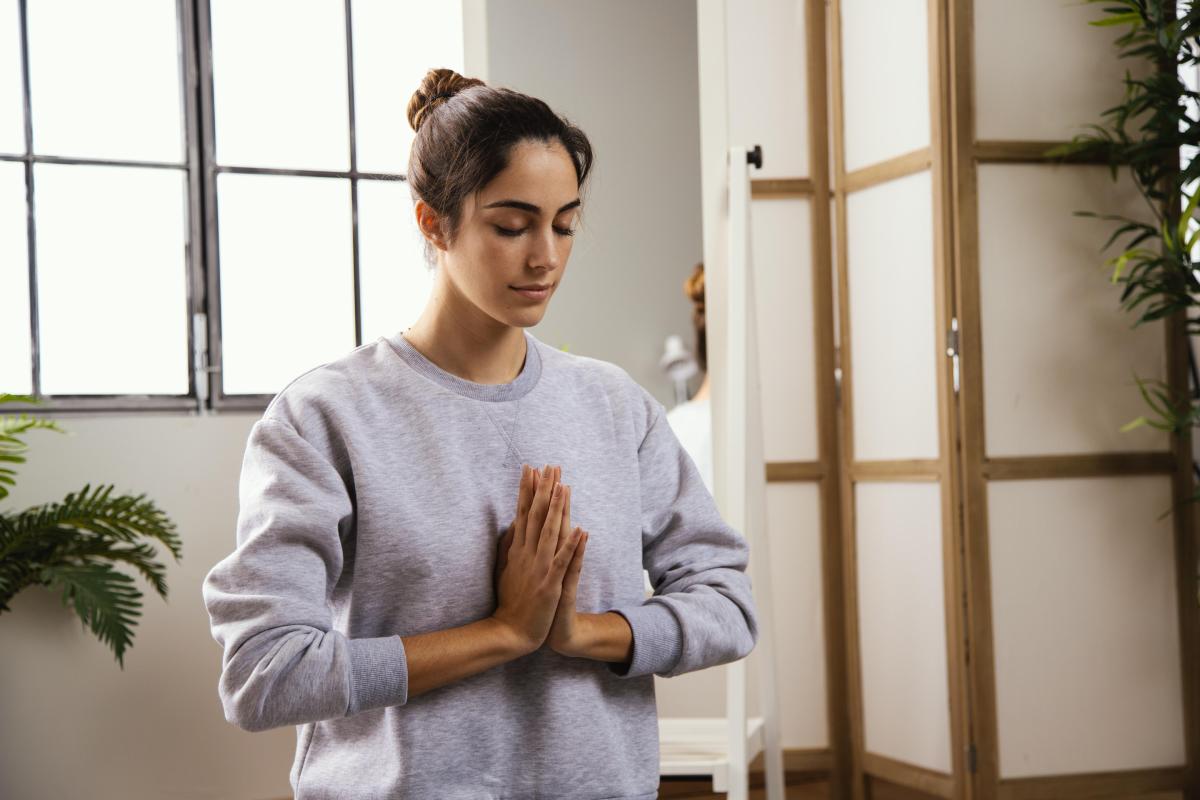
[487, 0, 706, 407]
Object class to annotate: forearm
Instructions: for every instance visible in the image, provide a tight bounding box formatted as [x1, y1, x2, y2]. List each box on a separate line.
[403, 617, 533, 700]
[568, 612, 634, 666]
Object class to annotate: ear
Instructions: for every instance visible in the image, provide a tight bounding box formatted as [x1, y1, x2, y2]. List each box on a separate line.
[414, 200, 449, 252]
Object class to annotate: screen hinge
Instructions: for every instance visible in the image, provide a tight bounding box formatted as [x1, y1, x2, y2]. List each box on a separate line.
[834, 345, 842, 408]
[946, 316, 960, 394]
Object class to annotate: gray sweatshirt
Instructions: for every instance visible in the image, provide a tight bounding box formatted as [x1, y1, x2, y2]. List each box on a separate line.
[201, 328, 759, 800]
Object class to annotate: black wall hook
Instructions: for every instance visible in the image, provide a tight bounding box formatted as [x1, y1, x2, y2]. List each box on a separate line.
[747, 144, 762, 169]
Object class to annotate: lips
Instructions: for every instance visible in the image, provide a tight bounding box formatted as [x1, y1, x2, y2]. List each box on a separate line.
[511, 283, 553, 300]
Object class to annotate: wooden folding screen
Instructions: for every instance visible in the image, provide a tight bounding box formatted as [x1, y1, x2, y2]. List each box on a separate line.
[821, 0, 1200, 798]
[948, 1, 1198, 798]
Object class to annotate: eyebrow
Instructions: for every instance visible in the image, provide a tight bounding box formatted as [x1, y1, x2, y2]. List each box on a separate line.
[481, 198, 582, 215]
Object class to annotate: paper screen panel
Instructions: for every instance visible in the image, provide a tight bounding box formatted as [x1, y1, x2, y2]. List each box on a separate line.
[988, 476, 1186, 777]
[727, 0, 808, 179]
[977, 164, 1168, 457]
[746, 482, 829, 747]
[846, 171, 939, 461]
[752, 197, 818, 462]
[655, 482, 829, 749]
[839, 0, 930, 172]
[856, 481, 952, 772]
[974, 0, 1151, 142]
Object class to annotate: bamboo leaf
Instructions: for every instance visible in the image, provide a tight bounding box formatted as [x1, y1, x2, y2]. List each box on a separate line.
[1091, 11, 1145, 26]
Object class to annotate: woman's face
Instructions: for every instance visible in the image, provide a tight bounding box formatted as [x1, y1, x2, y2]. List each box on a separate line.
[417, 138, 581, 330]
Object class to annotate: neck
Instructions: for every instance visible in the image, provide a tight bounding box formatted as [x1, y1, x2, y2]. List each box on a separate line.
[692, 373, 710, 400]
[402, 275, 528, 385]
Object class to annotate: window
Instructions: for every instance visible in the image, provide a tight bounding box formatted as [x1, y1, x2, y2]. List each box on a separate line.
[1, 0, 463, 413]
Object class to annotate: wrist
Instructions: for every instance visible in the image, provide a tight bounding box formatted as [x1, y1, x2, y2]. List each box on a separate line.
[557, 613, 596, 659]
[487, 615, 538, 658]
[562, 612, 632, 665]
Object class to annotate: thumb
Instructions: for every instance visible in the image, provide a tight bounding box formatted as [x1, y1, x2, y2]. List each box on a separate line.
[497, 522, 515, 568]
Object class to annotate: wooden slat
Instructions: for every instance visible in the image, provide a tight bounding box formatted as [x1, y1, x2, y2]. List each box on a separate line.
[804, 2, 853, 798]
[844, 147, 933, 193]
[984, 452, 1177, 480]
[974, 139, 1110, 164]
[827, 1, 868, 798]
[947, 0, 1002, 795]
[862, 751, 956, 799]
[1162, 115, 1200, 791]
[765, 460, 826, 482]
[928, 0, 972, 794]
[750, 177, 819, 198]
[996, 766, 1188, 800]
[849, 460, 945, 481]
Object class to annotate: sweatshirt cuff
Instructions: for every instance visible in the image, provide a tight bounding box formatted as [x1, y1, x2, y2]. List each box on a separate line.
[347, 635, 409, 714]
[606, 602, 683, 678]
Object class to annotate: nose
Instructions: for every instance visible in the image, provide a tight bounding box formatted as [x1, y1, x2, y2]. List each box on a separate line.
[528, 225, 562, 272]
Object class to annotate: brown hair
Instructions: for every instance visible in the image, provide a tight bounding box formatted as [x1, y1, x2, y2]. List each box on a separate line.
[405, 68, 595, 268]
[684, 261, 706, 373]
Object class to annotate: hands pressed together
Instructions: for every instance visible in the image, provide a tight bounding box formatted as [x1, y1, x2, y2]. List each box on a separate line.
[490, 464, 590, 657]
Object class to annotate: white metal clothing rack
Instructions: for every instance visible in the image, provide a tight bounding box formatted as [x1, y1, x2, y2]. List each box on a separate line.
[652, 145, 785, 800]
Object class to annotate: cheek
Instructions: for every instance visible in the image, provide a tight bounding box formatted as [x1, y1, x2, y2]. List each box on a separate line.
[473, 231, 517, 260]
[466, 239, 524, 298]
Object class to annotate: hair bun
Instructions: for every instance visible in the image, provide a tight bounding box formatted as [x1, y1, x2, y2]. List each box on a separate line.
[407, 67, 487, 133]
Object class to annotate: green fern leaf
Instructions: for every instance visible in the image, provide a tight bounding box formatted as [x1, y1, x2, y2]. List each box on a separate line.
[42, 561, 142, 669]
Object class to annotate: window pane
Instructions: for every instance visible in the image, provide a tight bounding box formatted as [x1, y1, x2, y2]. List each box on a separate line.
[0, 0, 24, 155]
[351, 0, 464, 174]
[0, 160, 31, 393]
[210, 1, 349, 171]
[217, 173, 354, 395]
[26, 0, 182, 163]
[33, 163, 188, 395]
[357, 178, 434, 344]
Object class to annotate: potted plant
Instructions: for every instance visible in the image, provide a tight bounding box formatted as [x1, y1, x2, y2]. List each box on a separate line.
[0, 393, 182, 667]
[1046, 0, 1200, 515]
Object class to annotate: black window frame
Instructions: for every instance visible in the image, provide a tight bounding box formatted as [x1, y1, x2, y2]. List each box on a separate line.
[3, 0, 410, 416]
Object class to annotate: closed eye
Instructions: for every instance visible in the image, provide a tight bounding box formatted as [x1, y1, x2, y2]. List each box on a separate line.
[495, 225, 575, 238]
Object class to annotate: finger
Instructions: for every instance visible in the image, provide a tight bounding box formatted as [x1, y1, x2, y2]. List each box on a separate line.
[523, 464, 544, 548]
[537, 479, 567, 565]
[515, 465, 532, 549]
[563, 479, 571, 533]
[526, 464, 555, 547]
[555, 485, 573, 559]
[552, 526, 583, 578]
[561, 529, 587, 596]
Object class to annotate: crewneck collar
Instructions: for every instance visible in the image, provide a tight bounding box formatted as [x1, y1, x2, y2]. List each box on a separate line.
[384, 328, 542, 402]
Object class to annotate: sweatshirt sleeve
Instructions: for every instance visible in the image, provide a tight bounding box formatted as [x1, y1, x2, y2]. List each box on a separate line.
[201, 417, 408, 732]
[606, 395, 759, 679]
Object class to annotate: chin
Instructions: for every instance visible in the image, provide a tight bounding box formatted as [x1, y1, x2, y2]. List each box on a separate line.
[496, 309, 543, 328]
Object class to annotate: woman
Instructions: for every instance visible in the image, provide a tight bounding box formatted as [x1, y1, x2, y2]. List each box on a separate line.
[665, 261, 714, 494]
[202, 68, 758, 800]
